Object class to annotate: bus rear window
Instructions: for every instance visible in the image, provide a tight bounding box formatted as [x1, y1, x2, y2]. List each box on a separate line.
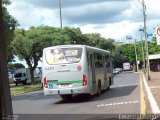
[45, 47, 83, 65]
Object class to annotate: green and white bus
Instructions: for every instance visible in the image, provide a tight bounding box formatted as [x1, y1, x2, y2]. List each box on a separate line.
[42, 45, 113, 99]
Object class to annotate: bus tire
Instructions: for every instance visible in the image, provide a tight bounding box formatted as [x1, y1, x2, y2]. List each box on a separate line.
[60, 94, 72, 100]
[97, 81, 101, 96]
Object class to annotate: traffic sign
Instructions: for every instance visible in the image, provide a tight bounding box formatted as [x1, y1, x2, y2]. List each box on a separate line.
[156, 26, 160, 45]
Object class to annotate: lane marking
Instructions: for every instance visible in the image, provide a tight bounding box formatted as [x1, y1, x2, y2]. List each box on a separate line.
[97, 100, 139, 107]
[142, 73, 160, 114]
[111, 83, 139, 88]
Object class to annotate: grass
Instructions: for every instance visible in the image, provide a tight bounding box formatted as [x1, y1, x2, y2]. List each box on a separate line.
[11, 83, 42, 96]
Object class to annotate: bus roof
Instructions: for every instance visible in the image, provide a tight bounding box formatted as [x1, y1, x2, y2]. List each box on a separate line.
[43, 45, 110, 54]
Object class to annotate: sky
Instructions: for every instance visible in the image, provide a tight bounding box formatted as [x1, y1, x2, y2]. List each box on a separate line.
[7, 0, 160, 67]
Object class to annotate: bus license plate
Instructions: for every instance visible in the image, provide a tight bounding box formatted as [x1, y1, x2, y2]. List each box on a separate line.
[61, 84, 69, 87]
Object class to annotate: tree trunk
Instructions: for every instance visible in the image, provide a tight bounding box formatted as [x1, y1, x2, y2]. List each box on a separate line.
[29, 67, 34, 84]
[0, 0, 13, 116]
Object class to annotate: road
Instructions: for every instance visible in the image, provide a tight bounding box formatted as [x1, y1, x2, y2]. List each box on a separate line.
[12, 71, 141, 120]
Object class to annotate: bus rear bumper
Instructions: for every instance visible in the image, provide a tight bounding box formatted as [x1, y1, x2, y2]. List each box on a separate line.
[44, 86, 89, 95]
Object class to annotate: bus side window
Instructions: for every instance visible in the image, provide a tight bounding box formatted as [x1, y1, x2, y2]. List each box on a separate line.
[105, 55, 110, 72]
[87, 52, 91, 68]
[95, 53, 103, 68]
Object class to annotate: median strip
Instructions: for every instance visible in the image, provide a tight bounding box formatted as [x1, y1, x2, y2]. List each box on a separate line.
[11, 83, 42, 96]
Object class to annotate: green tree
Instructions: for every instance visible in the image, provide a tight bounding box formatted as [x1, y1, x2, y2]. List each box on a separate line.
[2, 0, 18, 62]
[61, 27, 86, 44]
[121, 44, 135, 64]
[12, 26, 57, 84]
[8, 63, 25, 69]
[98, 38, 115, 51]
[148, 37, 160, 54]
[84, 33, 115, 51]
[112, 45, 128, 68]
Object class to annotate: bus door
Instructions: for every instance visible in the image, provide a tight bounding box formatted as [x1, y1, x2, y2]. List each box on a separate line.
[89, 54, 96, 93]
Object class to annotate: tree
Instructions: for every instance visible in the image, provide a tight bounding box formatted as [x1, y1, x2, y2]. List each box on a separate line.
[2, 0, 18, 62]
[8, 63, 25, 69]
[112, 45, 128, 68]
[148, 37, 160, 54]
[61, 27, 87, 44]
[98, 38, 115, 51]
[12, 26, 57, 84]
[0, 0, 13, 116]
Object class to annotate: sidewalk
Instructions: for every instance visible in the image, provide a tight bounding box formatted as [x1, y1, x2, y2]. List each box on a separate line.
[143, 71, 160, 114]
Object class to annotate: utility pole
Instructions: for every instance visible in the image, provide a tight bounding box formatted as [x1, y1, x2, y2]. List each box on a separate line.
[0, 0, 13, 118]
[139, 26, 145, 70]
[142, 0, 150, 80]
[134, 39, 138, 72]
[59, 0, 62, 29]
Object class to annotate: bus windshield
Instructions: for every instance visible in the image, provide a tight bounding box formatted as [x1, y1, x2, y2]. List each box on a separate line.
[45, 47, 83, 65]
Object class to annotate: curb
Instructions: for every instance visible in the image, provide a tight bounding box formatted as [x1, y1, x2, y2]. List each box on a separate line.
[141, 72, 160, 114]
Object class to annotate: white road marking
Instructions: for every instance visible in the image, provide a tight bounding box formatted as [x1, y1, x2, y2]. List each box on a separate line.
[111, 83, 139, 88]
[142, 73, 160, 114]
[97, 101, 139, 107]
[124, 102, 128, 104]
[128, 101, 132, 104]
[119, 102, 124, 105]
[132, 101, 139, 103]
[97, 104, 105, 107]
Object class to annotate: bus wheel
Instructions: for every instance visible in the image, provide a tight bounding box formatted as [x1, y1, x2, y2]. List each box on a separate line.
[97, 82, 101, 96]
[60, 95, 72, 100]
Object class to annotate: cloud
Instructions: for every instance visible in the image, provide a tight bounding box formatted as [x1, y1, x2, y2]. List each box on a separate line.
[10, 0, 131, 9]
[7, 1, 60, 28]
[81, 20, 141, 40]
[62, 1, 131, 25]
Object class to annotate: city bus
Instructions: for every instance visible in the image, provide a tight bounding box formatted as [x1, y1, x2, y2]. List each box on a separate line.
[42, 45, 113, 99]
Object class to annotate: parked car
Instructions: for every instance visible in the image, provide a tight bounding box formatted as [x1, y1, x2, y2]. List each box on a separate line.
[113, 69, 120, 75]
[116, 68, 123, 73]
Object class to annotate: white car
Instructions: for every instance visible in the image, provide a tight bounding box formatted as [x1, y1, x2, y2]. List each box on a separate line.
[113, 69, 119, 75]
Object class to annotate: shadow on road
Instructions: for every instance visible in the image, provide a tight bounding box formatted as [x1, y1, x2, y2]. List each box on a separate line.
[55, 85, 138, 104]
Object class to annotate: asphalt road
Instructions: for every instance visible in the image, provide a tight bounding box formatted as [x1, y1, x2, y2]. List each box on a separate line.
[12, 71, 140, 120]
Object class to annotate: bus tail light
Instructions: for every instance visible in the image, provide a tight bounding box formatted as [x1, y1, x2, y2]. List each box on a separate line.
[44, 77, 48, 88]
[83, 74, 87, 86]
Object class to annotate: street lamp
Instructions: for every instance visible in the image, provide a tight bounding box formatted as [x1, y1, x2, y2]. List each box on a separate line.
[58, 0, 62, 29]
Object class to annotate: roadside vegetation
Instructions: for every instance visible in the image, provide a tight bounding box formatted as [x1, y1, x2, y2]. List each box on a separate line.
[11, 83, 42, 96]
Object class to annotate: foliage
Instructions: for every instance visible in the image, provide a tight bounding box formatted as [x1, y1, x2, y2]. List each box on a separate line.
[10, 83, 42, 96]
[2, 0, 18, 62]
[8, 63, 25, 69]
[12, 26, 57, 84]
[148, 37, 160, 54]
[84, 33, 115, 51]
[112, 45, 128, 68]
